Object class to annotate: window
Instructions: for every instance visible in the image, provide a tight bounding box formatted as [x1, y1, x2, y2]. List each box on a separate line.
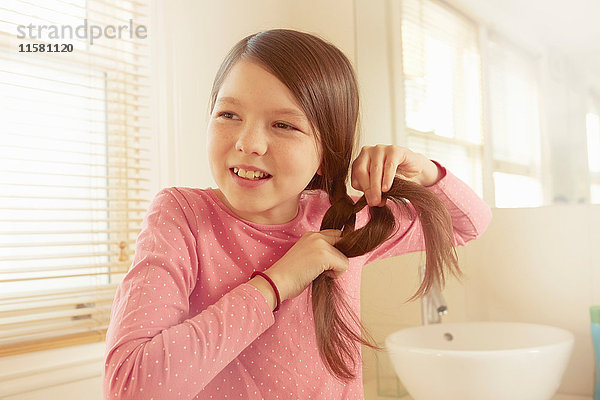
[487, 33, 543, 207]
[391, 0, 551, 208]
[393, 0, 484, 197]
[587, 94, 600, 203]
[0, 0, 151, 356]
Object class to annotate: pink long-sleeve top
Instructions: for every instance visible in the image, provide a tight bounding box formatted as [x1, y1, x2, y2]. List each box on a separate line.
[103, 162, 492, 399]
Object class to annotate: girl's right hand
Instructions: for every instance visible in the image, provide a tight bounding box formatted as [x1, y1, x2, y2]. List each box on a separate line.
[265, 229, 349, 302]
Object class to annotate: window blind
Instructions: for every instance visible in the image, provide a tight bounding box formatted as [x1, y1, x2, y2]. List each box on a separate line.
[0, 0, 151, 356]
[396, 0, 484, 197]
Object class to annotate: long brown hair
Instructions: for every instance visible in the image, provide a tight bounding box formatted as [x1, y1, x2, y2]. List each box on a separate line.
[208, 29, 462, 383]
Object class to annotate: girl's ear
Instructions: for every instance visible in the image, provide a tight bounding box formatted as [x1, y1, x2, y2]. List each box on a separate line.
[317, 167, 322, 176]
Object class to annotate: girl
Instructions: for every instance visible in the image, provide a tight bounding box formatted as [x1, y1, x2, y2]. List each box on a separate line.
[103, 29, 492, 399]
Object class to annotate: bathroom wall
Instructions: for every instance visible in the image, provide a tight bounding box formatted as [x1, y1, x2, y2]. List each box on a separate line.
[465, 205, 599, 394]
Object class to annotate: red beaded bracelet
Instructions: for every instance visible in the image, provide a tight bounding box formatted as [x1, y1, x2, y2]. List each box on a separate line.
[250, 271, 281, 312]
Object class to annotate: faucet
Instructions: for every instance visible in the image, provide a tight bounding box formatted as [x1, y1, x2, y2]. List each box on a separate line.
[419, 264, 448, 325]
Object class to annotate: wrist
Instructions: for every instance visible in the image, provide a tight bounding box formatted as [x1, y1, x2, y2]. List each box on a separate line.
[263, 268, 286, 302]
[248, 275, 278, 311]
[419, 159, 443, 187]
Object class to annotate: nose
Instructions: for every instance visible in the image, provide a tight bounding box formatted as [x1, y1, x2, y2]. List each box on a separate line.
[235, 123, 268, 155]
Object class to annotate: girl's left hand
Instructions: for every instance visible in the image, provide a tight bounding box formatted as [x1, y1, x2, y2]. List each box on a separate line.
[350, 144, 440, 207]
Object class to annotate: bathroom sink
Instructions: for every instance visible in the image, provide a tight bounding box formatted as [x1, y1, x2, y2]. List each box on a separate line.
[385, 322, 574, 400]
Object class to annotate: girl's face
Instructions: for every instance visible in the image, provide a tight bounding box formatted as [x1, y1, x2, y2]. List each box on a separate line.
[207, 59, 322, 225]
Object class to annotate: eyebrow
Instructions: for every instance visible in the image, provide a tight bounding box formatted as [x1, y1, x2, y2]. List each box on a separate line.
[216, 96, 241, 105]
[215, 96, 307, 120]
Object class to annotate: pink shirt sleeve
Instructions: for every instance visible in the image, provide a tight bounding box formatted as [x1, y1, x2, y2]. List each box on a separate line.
[361, 161, 493, 263]
[103, 188, 275, 399]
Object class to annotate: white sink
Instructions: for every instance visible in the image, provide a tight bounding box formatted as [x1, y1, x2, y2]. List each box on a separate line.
[385, 322, 574, 400]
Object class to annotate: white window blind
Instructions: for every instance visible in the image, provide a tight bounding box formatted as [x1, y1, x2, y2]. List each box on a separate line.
[0, 0, 151, 356]
[587, 94, 600, 203]
[487, 32, 543, 208]
[396, 0, 484, 198]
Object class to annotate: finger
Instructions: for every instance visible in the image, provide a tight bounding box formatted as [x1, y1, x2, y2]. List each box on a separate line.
[351, 149, 370, 192]
[381, 149, 403, 192]
[355, 158, 372, 204]
[367, 148, 386, 207]
[324, 269, 342, 279]
[334, 254, 350, 277]
[319, 229, 342, 237]
[319, 229, 343, 244]
[326, 269, 345, 279]
[324, 255, 349, 278]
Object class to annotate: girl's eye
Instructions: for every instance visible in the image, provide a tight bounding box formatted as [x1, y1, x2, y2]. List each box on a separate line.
[218, 112, 239, 120]
[275, 122, 296, 131]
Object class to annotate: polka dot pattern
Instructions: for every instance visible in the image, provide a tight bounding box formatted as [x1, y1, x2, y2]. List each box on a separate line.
[103, 164, 492, 399]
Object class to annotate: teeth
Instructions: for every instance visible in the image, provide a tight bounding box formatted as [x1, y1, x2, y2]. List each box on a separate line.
[233, 167, 269, 180]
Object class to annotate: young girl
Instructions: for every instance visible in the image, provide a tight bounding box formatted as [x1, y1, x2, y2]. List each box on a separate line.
[103, 29, 492, 399]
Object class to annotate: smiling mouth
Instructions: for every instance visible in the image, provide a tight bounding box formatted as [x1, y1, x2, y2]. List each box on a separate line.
[230, 168, 272, 180]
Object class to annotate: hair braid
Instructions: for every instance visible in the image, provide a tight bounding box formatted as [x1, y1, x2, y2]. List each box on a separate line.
[312, 176, 461, 382]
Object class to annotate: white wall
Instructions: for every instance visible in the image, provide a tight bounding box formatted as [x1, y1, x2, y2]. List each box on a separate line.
[464, 205, 600, 394]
